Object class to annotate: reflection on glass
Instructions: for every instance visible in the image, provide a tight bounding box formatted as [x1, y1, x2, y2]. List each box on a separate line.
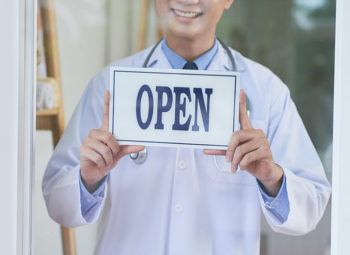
[217, 0, 334, 254]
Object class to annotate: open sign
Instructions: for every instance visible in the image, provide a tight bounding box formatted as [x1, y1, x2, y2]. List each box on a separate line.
[135, 85, 213, 132]
[109, 67, 240, 149]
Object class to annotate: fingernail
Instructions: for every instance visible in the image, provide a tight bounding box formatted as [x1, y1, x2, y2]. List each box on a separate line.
[231, 164, 237, 173]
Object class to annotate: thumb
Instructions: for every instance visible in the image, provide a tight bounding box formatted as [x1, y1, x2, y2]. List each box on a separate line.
[239, 90, 252, 130]
[101, 90, 110, 131]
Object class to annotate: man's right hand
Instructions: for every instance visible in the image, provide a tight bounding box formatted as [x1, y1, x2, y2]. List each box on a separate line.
[80, 90, 145, 192]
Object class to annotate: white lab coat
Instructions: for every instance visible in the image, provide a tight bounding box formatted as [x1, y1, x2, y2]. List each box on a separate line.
[42, 43, 331, 255]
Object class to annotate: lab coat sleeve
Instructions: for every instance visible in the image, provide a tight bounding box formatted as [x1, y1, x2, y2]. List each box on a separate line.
[259, 75, 331, 235]
[42, 72, 108, 228]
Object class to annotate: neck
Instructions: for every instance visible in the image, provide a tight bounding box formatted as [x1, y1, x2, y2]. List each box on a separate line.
[165, 33, 216, 62]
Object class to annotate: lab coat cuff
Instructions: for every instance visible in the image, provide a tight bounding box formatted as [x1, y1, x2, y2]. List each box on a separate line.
[79, 174, 108, 222]
[258, 173, 286, 203]
[257, 171, 290, 224]
[79, 174, 108, 197]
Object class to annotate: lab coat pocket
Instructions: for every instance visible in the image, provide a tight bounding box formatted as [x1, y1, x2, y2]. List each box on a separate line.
[207, 155, 255, 186]
[205, 119, 267, 186]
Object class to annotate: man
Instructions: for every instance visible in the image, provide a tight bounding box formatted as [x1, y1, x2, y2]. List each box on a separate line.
[43, 0, 331, 254]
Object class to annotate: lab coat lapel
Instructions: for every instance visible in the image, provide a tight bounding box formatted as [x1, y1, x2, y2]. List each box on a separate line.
[144, 42, 172, 69]
[206, 43, 246, 95]
[207, 43, 246, 72]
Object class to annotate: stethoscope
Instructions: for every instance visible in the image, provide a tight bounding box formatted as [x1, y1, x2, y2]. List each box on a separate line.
[129, 38, 238, 164]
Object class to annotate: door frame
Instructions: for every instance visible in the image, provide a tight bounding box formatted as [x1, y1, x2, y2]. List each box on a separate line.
[17, 0, 36, 254]
[331, 0, 350, 254]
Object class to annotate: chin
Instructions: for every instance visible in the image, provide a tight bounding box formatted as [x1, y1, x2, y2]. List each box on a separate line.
[168, 25, 201, 40]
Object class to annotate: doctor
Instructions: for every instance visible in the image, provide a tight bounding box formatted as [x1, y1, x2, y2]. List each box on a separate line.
[43, 0, 331, 254]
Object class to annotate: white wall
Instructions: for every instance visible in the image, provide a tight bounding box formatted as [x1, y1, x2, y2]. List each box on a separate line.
[331, 0, 350, 254]
[0, 0, 19, 254]
[106, 0, 132, 62]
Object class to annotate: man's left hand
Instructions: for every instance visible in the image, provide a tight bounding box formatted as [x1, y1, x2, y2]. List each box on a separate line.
[204, 90, 283, 197]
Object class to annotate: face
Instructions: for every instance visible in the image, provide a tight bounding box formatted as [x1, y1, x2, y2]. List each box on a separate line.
[156, 0, 234, 40]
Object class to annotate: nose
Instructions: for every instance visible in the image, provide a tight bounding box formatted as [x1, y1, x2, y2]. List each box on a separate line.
[176, 0, 200, 5]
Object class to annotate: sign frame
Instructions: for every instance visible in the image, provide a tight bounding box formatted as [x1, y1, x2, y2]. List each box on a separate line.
[109, 66, 240, 150]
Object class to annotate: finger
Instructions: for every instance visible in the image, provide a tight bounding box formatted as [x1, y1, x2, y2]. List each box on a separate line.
[226, 133, 239, 162]
[89, 129, 115, 147]
[232, 137, 263, 166]
[86, 137, 114, 166]
[239, 90, 252, 130]
[117, 145, 145, 160]
[101, 90, 110, 131]
[225, 129, 259, 162]
[240, 148, 267, 170]
[81, 146, 106, 169]
[203, 149, 226, 156]
[108, 145, 146, 172]
[231, 162, 239, 173]
[105, 136, 120, 157]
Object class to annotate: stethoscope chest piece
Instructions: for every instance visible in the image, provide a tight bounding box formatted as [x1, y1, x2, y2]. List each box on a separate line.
[129, 148, 147, 164]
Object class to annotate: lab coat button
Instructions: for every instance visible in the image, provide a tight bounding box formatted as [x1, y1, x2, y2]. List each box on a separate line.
[175, 204, 183, 213]
[178, 160, 186, 170]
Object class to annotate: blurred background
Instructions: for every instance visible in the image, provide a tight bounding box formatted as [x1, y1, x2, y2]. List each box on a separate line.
[34, 0, 335, 254]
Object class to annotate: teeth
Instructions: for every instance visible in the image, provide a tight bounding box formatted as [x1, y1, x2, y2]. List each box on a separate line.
[173, 9, 200, 18]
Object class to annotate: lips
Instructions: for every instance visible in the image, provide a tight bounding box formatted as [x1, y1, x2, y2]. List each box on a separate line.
[171, 8, 202, 18]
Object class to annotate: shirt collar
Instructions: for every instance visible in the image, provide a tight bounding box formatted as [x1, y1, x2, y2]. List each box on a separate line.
[161, 38, 219, 70]
[145, 38, 246, 72]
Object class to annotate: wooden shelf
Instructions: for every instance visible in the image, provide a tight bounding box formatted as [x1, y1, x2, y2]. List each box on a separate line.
[37, 108, 59, 117]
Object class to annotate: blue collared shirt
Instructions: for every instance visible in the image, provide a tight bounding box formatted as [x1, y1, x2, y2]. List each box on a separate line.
[79, 38, 290, 223]
[161, 38, 219, 70]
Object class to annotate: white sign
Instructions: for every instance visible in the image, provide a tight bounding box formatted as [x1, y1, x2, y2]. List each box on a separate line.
[109, 67, 240, 150]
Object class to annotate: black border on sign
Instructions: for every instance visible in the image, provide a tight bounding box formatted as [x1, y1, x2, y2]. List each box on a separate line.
[112, 69, 237, 147]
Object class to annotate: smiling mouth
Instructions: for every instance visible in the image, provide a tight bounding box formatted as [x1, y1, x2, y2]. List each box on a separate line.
[171, 8, 203, 18]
